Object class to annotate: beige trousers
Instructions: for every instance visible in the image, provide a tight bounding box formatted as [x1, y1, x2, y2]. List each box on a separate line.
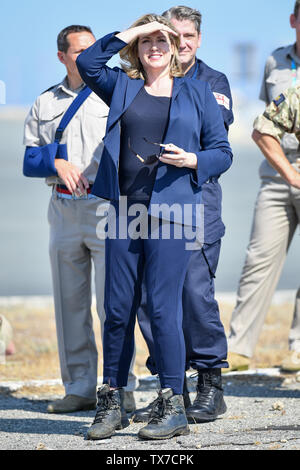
[48, 193, 138, 399]
[228, 176, 300, 357]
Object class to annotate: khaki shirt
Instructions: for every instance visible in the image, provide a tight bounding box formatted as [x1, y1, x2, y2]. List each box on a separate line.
[259, 44, 300, 104]
[254, 86, 300, 173]
[254, 86, 300, 141]
[257, 44, 300, 177]
[23, 77, 109, 186]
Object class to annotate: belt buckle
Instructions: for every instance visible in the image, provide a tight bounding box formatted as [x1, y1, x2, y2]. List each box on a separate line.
[73, 187, 88, 200]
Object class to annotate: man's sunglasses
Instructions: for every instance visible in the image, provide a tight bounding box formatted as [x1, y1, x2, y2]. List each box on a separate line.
[128, 137, 164, 165]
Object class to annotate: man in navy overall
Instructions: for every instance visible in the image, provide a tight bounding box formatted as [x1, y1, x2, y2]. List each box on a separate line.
[135, 5, 234, 424]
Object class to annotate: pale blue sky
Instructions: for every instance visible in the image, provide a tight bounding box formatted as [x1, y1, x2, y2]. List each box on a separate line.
[0, 0, 297, 105]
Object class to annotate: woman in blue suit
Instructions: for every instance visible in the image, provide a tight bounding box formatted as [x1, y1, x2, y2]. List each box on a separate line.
[76, 14, 232, 441]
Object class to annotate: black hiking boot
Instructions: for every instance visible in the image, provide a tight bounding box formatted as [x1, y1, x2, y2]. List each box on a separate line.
[186, 368, 227, 423]
[133, 374, 191, 423]
[138, 388, 190, 440]
[87, 385, 129, 440]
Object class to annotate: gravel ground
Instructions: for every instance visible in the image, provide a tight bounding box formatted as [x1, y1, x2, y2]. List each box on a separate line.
[0, 371, 300, 452]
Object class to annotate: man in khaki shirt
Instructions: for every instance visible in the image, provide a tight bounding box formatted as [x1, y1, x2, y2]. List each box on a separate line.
[253, 86, 300, 189]
[24, 25, 137, 414]
[227, 1, 300, 372]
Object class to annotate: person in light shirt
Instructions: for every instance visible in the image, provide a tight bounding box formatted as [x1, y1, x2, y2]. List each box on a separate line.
[23, 25, 138, 416]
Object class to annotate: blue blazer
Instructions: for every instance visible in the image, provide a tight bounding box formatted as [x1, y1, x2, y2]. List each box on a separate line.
[77, 33, 233, 235]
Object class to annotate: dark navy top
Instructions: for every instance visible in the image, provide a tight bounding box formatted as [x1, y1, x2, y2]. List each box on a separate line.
[119, 87, 171, 201]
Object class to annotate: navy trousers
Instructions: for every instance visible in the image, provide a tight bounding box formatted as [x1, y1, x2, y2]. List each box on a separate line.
[102, 202, 193, 394]
[137, 240, 228, 374]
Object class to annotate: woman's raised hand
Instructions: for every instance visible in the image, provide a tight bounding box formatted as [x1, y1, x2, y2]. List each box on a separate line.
[116, 21, 178, 44]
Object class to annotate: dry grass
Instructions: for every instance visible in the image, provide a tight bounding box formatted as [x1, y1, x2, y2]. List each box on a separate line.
[0, 300, 294, 395]
[0, 302, 151, 386]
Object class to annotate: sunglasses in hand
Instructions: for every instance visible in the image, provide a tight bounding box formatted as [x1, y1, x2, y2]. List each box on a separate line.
[128, 137, 165, 165]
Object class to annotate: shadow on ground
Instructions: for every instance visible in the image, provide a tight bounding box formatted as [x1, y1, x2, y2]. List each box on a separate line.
[221, 375, 300, 399]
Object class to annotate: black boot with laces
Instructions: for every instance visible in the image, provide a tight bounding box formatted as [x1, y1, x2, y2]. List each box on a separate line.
[133, 374, 191, 423]
[138, 388, 190, 440]
[87, 384, 129, 440]
[186, 368, 227, 423]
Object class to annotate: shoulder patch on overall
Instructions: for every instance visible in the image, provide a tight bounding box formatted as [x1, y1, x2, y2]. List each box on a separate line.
[273, 93, 285, 107]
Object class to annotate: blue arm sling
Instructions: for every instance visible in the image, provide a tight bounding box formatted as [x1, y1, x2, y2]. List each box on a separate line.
[23, 86, 92, 178]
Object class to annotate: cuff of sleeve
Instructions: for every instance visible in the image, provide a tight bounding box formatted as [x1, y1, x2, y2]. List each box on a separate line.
[101, 32, 129, 52]
[190, 152, 213, 187]
[191, 150, 232, 187]
[253, 115, 282, 143]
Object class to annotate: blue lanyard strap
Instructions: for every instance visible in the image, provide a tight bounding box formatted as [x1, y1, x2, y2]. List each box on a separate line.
[54, 86, 92, 143]
[291, 59, 297, 87]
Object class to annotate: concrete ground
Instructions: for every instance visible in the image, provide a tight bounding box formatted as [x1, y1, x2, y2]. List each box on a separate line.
[0, 370, 300, 452]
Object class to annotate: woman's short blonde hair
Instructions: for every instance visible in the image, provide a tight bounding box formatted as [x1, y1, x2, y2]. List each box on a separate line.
[119, 14, 183, 80]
